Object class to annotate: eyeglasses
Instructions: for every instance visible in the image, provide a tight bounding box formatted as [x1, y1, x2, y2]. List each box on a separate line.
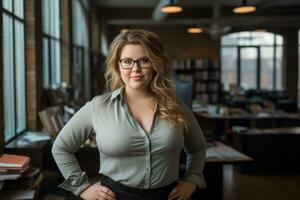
[119, 57, 151, 69]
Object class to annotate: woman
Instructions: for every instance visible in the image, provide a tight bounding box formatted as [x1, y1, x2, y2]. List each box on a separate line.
[52, 29, 206, 200]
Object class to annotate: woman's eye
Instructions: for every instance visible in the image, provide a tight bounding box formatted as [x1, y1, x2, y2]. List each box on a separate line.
[139, 58, 149, 64]
[123, 59, 133, 64]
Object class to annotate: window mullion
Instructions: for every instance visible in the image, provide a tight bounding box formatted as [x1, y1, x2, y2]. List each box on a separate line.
[12, 13, 18, 137]
[257, 47, 261, 89]
[3, 2, 26, 141]
[273, 35, 277, 90]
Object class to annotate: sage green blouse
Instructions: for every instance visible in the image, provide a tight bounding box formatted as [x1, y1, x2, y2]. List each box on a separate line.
[52, 87, 207, 195]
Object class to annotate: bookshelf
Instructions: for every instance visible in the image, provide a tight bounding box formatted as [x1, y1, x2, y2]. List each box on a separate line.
[173, 58, 221, 104]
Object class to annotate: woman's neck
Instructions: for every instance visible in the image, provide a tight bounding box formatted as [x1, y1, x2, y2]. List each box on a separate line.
[123, 87, 157, 111]
[124, 87, 153, 101]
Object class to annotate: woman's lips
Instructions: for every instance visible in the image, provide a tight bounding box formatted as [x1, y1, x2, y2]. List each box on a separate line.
[131, 76, 143, 81]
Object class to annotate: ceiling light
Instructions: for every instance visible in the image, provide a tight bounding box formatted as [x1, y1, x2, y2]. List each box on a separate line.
[255, 29, 267, 32]
[187, 27, 203, 34]
[233, 0, 256, 14]
[161, 0, 183, 14]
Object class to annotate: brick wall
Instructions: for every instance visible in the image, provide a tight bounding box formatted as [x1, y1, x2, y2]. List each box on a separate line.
[61, 0, 71, 84]
[25, 0, 43, 129]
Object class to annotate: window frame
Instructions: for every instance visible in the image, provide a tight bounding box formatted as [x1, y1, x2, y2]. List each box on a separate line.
[71, 0, 90, 98]
[2, 0, 26, 143]
[42, 0, 62, 88]
[0, 1, 4, 152]
[221, 31, 283, 91]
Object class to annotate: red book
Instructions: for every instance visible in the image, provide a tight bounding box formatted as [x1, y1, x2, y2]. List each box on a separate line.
[0, 154, 31, 169]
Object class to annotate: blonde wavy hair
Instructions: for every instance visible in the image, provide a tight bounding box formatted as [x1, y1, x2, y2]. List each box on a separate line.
[105, 29, 189, 131]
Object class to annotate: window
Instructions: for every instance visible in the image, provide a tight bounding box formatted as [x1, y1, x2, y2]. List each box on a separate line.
[260, 46, 274, 90]
[72, 0, 90, 98]
[2, 0, 26, 142]
[221, 47, 237, 90]
[240, 47, 258, 89]
[221, 31, 283, 91]
[42, 0, 61, 88]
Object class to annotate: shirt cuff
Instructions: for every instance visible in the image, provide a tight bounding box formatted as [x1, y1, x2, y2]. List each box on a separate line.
[182, 173, 207, 189]
[59, 171, 91, 196]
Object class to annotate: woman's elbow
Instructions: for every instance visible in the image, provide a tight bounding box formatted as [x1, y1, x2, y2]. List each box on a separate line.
[51, 137, 62, 157]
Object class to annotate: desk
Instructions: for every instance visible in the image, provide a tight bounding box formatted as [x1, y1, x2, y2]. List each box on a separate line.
[284, 113, 300, 126]
[5, 132, 53, 169]
[194, 111, 292, 140]
[0, 169, 43, 200]
[3, 132, 62, 199]
[192, 142, 252, 200]
[2, 131, 49, 200]
[233, 127, 300, 173]
[206, 141, 252, 163]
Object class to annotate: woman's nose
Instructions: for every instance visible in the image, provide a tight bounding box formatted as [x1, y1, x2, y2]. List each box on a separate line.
[132, 62, 142, 72]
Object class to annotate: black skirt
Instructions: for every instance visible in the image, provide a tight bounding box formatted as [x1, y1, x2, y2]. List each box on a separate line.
[99, 174, 177, 200]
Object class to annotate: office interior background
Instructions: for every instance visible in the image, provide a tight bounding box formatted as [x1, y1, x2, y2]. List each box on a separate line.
[0, 0, 300, 199]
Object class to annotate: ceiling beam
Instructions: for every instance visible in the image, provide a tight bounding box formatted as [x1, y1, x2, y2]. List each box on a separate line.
[105, 15, 300, 28]
[221, 15, 300, 27]
[107, 18, 212, 26]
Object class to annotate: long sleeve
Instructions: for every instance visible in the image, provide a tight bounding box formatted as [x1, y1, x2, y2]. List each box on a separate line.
[181, 104, 207, 188]
[52, 100, 95, 195]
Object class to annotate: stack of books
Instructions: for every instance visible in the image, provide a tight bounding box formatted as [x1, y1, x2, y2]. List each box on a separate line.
[0, 154, 31, 181]
[1, 165, 42, 200]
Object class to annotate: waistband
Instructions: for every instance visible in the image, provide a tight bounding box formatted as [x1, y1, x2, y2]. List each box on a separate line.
[99, 174, 177, 196]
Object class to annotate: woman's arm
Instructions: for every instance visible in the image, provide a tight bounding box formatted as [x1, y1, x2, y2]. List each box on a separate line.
[181, 103, 207, 189]
[52, 99, 95, 196]
[168, 103, 207, 200]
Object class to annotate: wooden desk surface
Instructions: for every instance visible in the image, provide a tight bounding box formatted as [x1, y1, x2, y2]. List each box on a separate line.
[5, 131, 52, 168]
[194, 111, 286, 120]
[206, 142, 252, 163]
[240, 127, 300, 135]
[5, 138, 50, 149]
[285, 113, 300, 120]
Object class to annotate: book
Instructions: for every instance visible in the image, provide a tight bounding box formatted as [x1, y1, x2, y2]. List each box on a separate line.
[0, 154, 31, 168]
[0, 173, 21, 181]
[5, 168, 43, 190]
[22, 166, 40, 179]
[0, 163, 30, 172]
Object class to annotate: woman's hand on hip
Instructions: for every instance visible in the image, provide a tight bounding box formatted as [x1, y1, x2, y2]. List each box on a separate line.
[168, 180, 197, 200]
[80, 182, 116, 200]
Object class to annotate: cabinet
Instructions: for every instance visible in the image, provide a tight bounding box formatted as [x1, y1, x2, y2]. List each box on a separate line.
[172, 58, 220, 104]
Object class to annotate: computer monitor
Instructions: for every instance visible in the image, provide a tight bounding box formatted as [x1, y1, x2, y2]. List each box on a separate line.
[175, 79, 194, 108]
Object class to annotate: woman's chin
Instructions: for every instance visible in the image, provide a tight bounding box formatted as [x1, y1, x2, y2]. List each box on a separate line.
[127, 82, 148, 90]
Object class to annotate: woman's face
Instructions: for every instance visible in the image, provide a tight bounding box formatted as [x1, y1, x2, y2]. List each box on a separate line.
[119, 44, 154, 92]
